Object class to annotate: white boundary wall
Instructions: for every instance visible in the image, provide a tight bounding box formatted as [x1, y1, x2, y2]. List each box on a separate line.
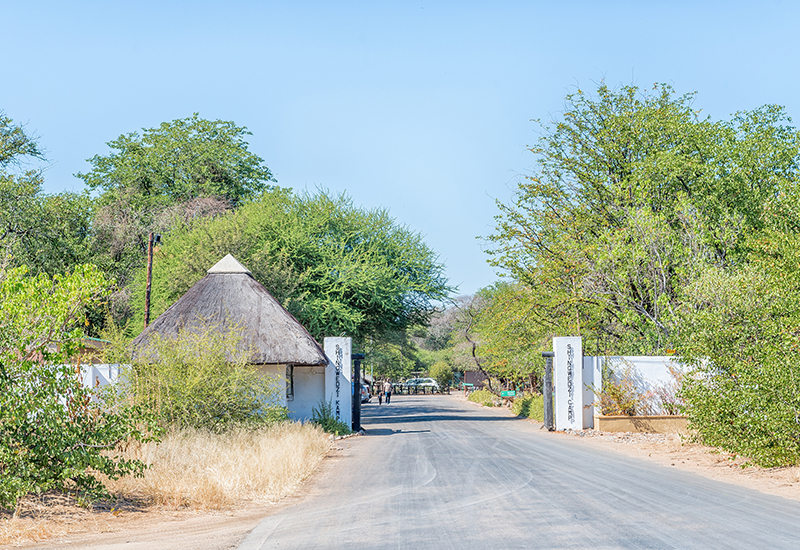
[552, 337, 684, 429]
[324, 337, 352, 428]
[80, 364, 122, 390]
[583, 355, 683, 428]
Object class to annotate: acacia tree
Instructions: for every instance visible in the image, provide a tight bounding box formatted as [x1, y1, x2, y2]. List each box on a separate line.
[487, 84, 800, 354]
[135, 189, 453, 343]
[1, 113, 47, 269]
[76, 114, 275, 295]
[0, 113, 93, 275]
[472, 282, 545, 388]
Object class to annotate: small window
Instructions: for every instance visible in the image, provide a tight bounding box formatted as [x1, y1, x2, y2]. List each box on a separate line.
[286, 365, 294, 401]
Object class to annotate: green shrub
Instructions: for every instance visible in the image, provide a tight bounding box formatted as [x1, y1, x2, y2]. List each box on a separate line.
[511, 393, 544, 422]
[429, 361, 453, 389]
[468, 388, 496, 407]
[310, 400, 352, 436]
[0, 265, 157, 511]
[126, 324, 288, 432]
[594, 365, 641, 416]
[679, 265, 800, 467]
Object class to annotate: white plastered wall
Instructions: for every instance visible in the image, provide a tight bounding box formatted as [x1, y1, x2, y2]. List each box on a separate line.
[289, 366, 327, 421]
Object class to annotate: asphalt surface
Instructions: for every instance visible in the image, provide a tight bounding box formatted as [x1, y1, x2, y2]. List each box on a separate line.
[239, 394, 800, 549]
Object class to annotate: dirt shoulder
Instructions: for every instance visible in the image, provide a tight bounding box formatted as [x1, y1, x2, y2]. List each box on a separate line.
[456, 391, 800, 503]
[3, 442, 352, 550]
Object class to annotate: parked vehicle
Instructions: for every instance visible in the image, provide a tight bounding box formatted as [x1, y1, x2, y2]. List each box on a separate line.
[403, 377, 440, 391]
[360, 382, 371, 403]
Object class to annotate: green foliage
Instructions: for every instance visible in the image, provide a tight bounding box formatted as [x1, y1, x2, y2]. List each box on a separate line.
[77, 113, 274, 207]
[679, 256, 800, 467]
[0, 265, 157, 511]
[472, 282, 544, 386]
[510, 393, 544, 421]
[442, 294, 495, 389]
[125, 323, 288, 432]
[77, 114, 275, 293]
[0, 113, 93, 276]
[486, 83, 800, 355]
[310, 400, 352, 436]
[362, 332, 423, 381]
[429, 361, 453, 388]
[0, 112, 43, 165]
[467, 388, 496, 407]
[135, 189, 452, 342]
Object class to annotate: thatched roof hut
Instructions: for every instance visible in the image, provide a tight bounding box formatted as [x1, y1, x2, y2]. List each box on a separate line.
[131, 254, 327, 366]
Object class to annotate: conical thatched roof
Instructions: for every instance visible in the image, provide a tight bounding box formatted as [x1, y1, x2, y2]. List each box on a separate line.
[132, 255, 328, 366]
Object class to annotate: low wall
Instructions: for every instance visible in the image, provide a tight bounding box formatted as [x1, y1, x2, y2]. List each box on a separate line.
[594, 415, 688, 434]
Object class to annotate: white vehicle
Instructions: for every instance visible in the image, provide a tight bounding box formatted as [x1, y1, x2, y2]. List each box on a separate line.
[404, 377, 440, 391]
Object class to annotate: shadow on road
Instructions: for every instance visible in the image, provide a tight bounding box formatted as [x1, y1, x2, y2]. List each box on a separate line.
[359, 395, 517, 433]
[364, 428, 431, 436]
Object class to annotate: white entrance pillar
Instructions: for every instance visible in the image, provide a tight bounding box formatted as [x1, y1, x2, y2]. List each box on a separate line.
[553, 337, 583, 430]
[324, 337, 352, 427]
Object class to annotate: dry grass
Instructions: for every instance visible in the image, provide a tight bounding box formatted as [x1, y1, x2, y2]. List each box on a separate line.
[107, 422, 332, 510]
[0, 491, 138, 546]
[0, 422, 331, 546]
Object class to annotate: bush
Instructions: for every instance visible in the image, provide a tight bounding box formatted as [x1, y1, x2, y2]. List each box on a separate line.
[0, 265, 157, 511]
[310, 400, 351, 436]
[679, 265, 800, 467]
[467, 388, 496, 407]
[126, 324, 288, 432]
[594, 365, 642, 416]
[511, 393, 544, 421]
[429, 361, 453, 389]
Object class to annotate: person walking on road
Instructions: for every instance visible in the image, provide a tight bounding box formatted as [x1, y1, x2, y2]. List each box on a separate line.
[383, 380, 393, 404]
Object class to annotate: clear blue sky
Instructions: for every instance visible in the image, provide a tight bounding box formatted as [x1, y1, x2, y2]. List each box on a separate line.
[2, 1, 798, 296]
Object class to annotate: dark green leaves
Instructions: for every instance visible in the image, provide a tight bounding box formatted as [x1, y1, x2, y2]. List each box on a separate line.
[136, 189, 452, 343]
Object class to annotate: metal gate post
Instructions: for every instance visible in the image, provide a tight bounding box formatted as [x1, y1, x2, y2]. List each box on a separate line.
[542, 351, 554, 431]
[352, 353, 365, 432]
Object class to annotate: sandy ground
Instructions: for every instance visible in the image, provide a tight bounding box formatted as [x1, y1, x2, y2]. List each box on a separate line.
[4, 395, 799, 549]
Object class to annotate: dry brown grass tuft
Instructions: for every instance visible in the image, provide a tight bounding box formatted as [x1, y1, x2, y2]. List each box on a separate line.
[106, 421, 331, 510]
[0, 422, 331, 546]
[0, 491, 134, 547]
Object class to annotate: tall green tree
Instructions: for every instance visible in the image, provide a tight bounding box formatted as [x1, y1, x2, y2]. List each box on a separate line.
[135, 189, 452, 343]
[472, 282, 544, 387]
[0, 112, 92, 275]
[486, 82, 800, 465]
[1, 112, 46, 269]
[76, 114, 276, 293]
[78, 113, 274, 206]
[487, 84, 800, 354]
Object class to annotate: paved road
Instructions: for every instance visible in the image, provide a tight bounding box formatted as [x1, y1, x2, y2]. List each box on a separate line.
[239, 395, 800, 549]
